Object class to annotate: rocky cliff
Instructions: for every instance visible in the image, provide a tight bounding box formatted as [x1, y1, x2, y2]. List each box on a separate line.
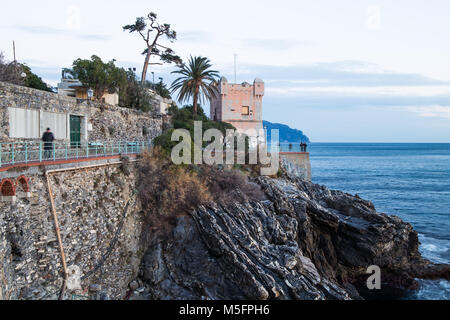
[132, 165, 449, 300]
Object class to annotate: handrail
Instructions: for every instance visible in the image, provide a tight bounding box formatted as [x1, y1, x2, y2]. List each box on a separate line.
[0, 140, 151, 168]
[267, 142, 309, 153]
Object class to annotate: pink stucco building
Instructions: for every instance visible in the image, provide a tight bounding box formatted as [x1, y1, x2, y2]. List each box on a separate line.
[210, 77, 264, 138]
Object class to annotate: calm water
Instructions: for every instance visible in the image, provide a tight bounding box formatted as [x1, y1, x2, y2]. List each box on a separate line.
[308, 143, 450, 300]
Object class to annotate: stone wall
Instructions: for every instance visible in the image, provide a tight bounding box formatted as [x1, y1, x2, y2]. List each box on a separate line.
[0, 81, 162, 143]
[0, 161, 145, 300]
[280, 153, 312, 181]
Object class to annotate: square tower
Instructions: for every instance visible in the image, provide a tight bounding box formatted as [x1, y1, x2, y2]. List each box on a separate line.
[210, 77, 264, 138]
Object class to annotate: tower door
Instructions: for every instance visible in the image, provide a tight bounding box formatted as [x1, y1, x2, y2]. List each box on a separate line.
[70, 115, 82, 147]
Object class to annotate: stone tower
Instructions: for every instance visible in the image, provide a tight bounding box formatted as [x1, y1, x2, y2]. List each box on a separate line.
[210, 77, 264, 137]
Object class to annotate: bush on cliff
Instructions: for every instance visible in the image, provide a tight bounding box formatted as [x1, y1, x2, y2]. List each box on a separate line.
[153, 104, 235, 155]
[137, 148, 265, 237]
[120, 70, 154, 112]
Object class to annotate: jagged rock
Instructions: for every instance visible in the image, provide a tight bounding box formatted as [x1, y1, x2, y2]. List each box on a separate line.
[129, 281, 139, 291]
[140, 199, 352, 299]
[255, 174, 449, 298]
[136, 164, 449, 300]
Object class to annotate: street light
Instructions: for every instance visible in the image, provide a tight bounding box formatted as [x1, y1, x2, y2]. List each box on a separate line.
[87, 88, 94, 101]
[151, 72, 155, 89]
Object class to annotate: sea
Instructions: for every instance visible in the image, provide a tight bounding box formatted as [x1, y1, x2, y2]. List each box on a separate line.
[308, 143, 450, 300]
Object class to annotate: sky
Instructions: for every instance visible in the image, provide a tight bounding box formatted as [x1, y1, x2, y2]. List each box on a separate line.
[1, 0, 449, 142]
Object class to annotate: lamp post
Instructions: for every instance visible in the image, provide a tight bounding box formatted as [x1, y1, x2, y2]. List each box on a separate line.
[87, 88, 94, 101]
[151, 72, 155, 90]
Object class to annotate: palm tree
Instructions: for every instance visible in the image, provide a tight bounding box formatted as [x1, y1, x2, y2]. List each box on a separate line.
[170, 56, 220, 115]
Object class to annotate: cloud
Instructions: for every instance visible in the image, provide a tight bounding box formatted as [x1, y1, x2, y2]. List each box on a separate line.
[404, 105, 450, 119]
[263, 93, 450, 110]
[266, 85, 450, 97]
[229, 60, 449, 87]
[179, 31, 212, 42]
[243, 38, 315, 50]
[4, 25, 111, 41]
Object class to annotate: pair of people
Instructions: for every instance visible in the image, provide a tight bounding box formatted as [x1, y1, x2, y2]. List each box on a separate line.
[300, 142, 308, 152]
[41, 127, 54, 158]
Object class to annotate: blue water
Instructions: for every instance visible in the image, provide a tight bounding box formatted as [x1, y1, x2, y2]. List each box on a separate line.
[308, 143, 450, 300]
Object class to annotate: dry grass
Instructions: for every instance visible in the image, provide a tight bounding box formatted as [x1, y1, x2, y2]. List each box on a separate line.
[137, 148, 266, 237]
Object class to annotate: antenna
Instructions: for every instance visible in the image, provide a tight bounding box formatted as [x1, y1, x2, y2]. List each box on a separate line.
[13, 41, 16, 63]
[234, 53, 237, 83]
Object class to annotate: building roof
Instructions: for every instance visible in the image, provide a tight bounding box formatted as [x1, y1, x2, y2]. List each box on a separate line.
[254, 77, 264, 83]
[57, 78, 82, 90]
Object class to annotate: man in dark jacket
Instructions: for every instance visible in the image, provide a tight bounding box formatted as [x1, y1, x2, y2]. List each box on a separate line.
[42, 128, 55, 159]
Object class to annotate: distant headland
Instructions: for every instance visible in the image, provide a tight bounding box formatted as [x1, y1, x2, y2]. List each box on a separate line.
[263, 120, 310, 143]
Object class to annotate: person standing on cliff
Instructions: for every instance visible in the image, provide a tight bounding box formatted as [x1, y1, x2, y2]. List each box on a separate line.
[42, 128, 54, 159]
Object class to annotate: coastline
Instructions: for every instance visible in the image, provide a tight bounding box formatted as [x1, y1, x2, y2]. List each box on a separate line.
[309, 142, 450, 299]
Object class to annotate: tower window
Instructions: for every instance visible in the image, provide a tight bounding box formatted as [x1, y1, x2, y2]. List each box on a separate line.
[241, 106, 249, 115]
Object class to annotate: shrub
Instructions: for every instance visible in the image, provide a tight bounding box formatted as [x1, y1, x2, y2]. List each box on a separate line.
[119, 156, 131, 176]
[137, 148, 266, 237]
[137, 148, 211, 236]
[153, 104, 235, 156]
[197, 165, 266, 205]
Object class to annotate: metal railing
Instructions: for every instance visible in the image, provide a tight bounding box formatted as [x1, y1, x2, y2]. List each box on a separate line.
[0, 141, 151, 168]
[267, 143, 308, 153]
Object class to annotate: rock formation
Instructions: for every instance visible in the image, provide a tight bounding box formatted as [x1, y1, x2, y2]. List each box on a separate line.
[133, 165, 450, 300]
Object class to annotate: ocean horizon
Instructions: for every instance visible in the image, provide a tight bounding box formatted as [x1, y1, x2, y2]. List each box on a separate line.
[308, 142, 450, 300]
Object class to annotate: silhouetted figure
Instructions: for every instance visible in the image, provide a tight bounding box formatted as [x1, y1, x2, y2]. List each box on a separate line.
[300, 142, 308, 152]
[42, 128, 54, 159]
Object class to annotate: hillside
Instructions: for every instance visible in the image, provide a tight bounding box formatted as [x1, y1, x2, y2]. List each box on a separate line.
[263, 121, 310, 143]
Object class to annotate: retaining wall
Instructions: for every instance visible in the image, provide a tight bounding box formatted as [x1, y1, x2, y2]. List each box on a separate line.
[0, 162, 145, 300]
[0, 81, 162, 143]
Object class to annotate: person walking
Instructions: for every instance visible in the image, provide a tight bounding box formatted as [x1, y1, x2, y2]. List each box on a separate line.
[42, 128, 55, 159]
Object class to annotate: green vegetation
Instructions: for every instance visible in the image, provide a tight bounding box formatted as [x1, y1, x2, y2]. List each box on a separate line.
[170, 56, 220, 115]
[149, 80, 171, 99]
[137, 148, 265, 237]
[66, 55, 127, 101]
[21, 65, 53, 92]
[0, 52, 53, 92]
[154, 104, 235, 154]
[121, 70, 154, 112]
